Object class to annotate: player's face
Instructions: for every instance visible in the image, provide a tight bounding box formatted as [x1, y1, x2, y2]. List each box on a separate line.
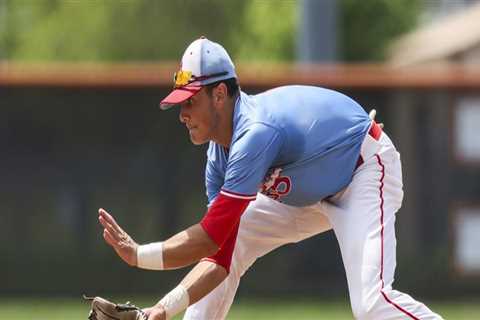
[179, 88, 219, 145]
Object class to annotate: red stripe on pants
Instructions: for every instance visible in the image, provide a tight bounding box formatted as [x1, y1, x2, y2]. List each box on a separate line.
[376, 154, 420, 320]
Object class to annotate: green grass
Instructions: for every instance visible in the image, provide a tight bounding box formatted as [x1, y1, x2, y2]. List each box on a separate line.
[1, 297, 478, 319]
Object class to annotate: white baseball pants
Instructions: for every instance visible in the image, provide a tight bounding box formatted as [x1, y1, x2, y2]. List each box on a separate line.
[184, 132, 443, 320]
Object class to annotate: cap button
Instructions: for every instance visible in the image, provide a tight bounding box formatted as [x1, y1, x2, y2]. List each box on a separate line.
[200, 36, 206, 39]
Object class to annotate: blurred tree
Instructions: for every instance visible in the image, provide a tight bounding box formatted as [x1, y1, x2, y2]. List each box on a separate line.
[231, 0, 298, 62]
[0, 0, 420, 62]
[339, 0, 421, 61]
[0, 0, 246, 61]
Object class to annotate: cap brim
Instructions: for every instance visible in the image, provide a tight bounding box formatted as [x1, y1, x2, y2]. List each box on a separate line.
[159, 86, 202, 110]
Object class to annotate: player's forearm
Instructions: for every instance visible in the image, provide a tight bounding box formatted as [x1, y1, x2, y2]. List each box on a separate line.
[162, 223, 219, 269]
[150, 261, 227, 319]
[180, 260, 228, 304]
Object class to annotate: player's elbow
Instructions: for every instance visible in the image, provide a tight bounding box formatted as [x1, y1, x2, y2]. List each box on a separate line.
[189, 223, 219, 258]
[202, 234, 220, 257]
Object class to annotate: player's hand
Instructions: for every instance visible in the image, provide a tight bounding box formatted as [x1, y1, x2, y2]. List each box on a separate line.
[369, 109, 384, 129]
[143, 304, 166, 320]
[98, 208, 138, 267]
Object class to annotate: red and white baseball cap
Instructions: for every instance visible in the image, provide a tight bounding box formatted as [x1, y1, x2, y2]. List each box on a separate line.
[160, 37, 237, 110]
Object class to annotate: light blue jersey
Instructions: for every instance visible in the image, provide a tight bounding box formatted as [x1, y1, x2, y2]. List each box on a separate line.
[206, 85, 371, 207]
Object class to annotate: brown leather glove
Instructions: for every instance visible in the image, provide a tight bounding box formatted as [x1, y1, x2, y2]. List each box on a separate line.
[84, 295, 146, 320]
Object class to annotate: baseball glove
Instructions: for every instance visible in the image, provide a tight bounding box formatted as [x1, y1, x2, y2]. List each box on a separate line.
[84, 295, 147, 320]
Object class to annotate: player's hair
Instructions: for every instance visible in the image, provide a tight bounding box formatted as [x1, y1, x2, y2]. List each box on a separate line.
[205, 78, 239, 98]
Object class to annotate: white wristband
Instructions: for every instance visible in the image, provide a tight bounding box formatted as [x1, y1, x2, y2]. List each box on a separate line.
[158, 284, 190, 319]
[137, 242, 164, 270]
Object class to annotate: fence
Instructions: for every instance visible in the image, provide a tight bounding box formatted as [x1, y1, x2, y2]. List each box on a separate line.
[1, 63, 479, 298]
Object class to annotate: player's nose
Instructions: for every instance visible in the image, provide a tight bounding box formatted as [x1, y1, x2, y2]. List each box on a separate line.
[179, 106, 188, 123]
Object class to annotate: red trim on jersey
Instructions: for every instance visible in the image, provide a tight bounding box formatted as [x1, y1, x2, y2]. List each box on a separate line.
[200, 192, 252, 272]
[219, 189, 257, 200]
[376, 154, 420, 320]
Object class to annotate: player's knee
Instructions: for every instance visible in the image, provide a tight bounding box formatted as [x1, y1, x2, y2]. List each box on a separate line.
[350, 293, 382, 320]
[351, 302, 374, 319]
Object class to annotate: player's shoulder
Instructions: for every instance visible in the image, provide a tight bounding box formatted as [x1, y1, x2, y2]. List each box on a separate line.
[254, 85, 364, 118]
[232, 92, 282, 134]
[255, 85, 357, 105]
[254, 85, 338, 97]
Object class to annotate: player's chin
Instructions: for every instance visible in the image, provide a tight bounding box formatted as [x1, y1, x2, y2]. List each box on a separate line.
[189, 132, 209, 145]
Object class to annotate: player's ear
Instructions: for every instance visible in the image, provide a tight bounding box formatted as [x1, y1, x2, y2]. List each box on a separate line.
[213, 83, 228, 105]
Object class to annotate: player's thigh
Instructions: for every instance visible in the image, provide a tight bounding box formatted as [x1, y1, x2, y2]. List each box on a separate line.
[319, 145, 403, 309]
[183, 196, 332, 320]
[232, 193, 331, 277]
[323, 136, 402, 262]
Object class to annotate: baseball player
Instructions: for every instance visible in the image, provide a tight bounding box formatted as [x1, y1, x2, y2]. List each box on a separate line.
[98, 37, 443, 319]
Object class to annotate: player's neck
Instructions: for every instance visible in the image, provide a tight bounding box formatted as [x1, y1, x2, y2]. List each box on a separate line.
[212, 97, 235, 148]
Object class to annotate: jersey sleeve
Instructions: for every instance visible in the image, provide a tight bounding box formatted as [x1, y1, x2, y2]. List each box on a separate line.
[201, 219, 240, 272]
[200, 193, 249, 272]
[221, 123, 283, 199]
[199, 124, 283, 272]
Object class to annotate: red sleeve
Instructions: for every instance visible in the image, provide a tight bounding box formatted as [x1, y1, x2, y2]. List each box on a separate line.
[200, 191, 253, 272]
[202, 221, 240, 272]
[200, 191, 252, 247]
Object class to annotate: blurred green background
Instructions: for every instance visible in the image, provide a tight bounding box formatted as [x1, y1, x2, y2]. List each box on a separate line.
[2, 297, 480, 320]
[1, 0, 419, 62]
[2, 0, 480, 319]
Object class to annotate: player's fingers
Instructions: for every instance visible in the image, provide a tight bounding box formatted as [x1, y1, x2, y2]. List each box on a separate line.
[104, 228, 126, 249]
[103, 228, 118, 248]
[98, 214, 115, 233]
[146, 308, 164, 320]
[101, 209, 129, 235]
[142, 308, 152, 317]
[98, 208, 116, 225]
[369, 109, 377, 120]
[99, 208, 125, 234]
[379, 123, 384, 129]
[99, 215, 124, 242]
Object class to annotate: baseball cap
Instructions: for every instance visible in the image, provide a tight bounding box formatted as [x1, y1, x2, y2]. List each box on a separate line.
[160, 37, 237, 110]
